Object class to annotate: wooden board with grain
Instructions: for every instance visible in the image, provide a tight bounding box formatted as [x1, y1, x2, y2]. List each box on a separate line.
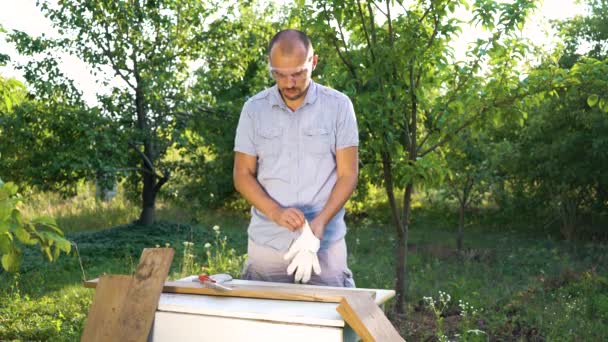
[84, 278, 376, 303]
[336, 293, 404, 342]
[81, 248, 174, 342]
[80, 274, 132, 342]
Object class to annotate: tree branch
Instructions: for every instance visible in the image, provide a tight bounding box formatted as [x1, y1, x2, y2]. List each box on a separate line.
[322, 3, 359, 85]
[418, 33, 503, 154]
[97, 25, 137, 90]
[419, 93, 524, 157]
[356, 0, 375, 62]
[128, 141, 163, 179]
[371, 1, 387, 18]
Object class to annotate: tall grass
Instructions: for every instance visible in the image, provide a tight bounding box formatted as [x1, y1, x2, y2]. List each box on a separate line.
[18, 183, 139, 233]
[15, 181, 237, 233]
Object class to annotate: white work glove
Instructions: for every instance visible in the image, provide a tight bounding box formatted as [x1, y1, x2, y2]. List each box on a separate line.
[283, 220, 322, 283]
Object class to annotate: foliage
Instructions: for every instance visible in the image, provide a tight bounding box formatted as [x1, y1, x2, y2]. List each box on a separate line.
[17, 182, 140, 234]
[0, 275, 91, 341]
[2, 200, 607, 340]
[7, 0, 223, 224]
[0, 75, 27, 114]
[423, 291, 453, 341]
[1, 98, 121, 195]
[0, 25, 9, 67]
[298, 0, 538, 312]
[0, 180, 70, 272]
[441, 131, 493, 250]
[500, 57, 608, 239]
[557, 0, 608, 65]
[200, 225, 247, 278]
[169, 2, 282, 208]
[175, 226, 247, 280]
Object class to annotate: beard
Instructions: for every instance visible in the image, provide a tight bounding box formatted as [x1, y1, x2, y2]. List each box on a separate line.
[280, 83, 310, 101]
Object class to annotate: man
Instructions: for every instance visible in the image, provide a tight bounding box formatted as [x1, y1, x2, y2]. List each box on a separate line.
[233, 29, 358, 287]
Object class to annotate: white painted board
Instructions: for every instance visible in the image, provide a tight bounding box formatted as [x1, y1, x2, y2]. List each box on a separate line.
[150, 310, 344, 341]
[151, 278, 395, 342]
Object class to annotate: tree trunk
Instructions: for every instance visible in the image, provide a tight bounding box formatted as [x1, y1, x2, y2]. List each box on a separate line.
[457, 200, 465, 251]
[394, 182, 413, 314]
[139, 170, 157, 225]
[133, 63, 162, 226]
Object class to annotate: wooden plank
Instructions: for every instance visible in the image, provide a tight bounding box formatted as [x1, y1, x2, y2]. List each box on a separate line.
[81, 248, 174, 342]
[81, 275, 131, 342]
[115, 248, 174, 342]
[84, 278, 376, 303]
[336, 293, 404, 342]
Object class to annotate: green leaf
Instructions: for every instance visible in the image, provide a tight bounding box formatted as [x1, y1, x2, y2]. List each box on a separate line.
[32, 216, 63, 235]
[2, 182, 18, 196]
[0, 233, 12, 253]
[56, 237, 72, 253]
[599, 99, 608, 113]
[1, 248, 21, 272]
[587, 94, 599, 107]
[0, 199, 18, 221]
[0, 220, 9, 234]
[14, 226, 36, 245]
[41, 245, 53, 262]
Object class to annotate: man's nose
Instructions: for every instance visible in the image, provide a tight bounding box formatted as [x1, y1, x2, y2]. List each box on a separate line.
[286, 76, 296, 87]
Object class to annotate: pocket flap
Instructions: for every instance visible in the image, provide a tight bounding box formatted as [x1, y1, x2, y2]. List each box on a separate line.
[259, 127, 282, 138]
[304, 127, 329, 136]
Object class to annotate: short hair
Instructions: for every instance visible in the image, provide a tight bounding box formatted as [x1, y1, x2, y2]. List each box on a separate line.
[268, 29, 313, 56]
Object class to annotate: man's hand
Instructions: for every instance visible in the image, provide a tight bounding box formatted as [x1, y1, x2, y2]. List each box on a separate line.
[283, 220, 322, 283]
[270, 207, 305, 231]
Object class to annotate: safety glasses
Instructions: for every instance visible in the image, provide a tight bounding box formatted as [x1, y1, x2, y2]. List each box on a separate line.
[268, 55, 314, 81]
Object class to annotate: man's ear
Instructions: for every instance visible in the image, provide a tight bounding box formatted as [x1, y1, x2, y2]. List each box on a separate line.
[312, 54, 318, 70]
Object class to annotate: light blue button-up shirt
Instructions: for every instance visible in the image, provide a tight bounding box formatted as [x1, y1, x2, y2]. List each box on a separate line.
[234, 81, 359, 251]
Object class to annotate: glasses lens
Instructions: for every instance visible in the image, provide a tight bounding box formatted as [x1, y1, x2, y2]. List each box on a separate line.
[269, 56, 313, 81]
[270, 68, 307, 81]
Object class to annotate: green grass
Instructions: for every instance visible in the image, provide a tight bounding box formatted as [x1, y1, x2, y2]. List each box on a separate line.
[1, 189, 607, 341]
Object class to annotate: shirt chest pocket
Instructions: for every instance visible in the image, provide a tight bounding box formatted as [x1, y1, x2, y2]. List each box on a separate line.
[303, 127, 332, 157]
[256, 127, 283, 158]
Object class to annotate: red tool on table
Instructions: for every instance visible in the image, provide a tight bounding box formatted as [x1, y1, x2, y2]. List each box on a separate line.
[195, 273, 233, 291]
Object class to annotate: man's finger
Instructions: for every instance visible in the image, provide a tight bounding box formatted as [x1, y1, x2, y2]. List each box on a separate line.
[312, 254, 322, 276]
[301, 253, 313, 283]
[295, 263, 305, 283]
[285, 208, 305, 226]
[287, 257, 298, 275]
[284, 246, 298, 261]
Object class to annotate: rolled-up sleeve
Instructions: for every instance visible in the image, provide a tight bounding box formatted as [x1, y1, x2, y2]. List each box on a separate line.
[234, 105, 257, 157]
[336, 97, 359, 149]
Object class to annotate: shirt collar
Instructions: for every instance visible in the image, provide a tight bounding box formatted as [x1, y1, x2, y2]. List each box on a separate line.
[269, 80, 318, 111]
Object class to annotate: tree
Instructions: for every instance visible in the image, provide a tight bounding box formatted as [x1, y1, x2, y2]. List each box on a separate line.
[303, 0, 536, 313]
[0, 25, 9, 67]
[492, 0, 608, 240]
[503, 57, 608, 239]
[9, 0, 216, 224]
[169, 3, 282, 208]
[556, 0, 608, 66]
[442, 131, 491, 251]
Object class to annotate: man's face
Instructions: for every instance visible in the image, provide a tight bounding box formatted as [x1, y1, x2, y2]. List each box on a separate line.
[268, 43, 317, 102]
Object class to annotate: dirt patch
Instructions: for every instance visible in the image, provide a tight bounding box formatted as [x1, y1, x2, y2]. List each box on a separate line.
[388, 305, 466, 341]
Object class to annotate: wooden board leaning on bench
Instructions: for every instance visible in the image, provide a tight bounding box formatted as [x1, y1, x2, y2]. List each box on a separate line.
[84, 277, 376, 303]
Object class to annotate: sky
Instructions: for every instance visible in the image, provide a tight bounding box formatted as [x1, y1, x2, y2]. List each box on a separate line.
[0, 0, 587, 105]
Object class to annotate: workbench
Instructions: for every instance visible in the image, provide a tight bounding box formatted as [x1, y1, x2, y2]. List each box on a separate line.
[149, 277, 395, 342]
